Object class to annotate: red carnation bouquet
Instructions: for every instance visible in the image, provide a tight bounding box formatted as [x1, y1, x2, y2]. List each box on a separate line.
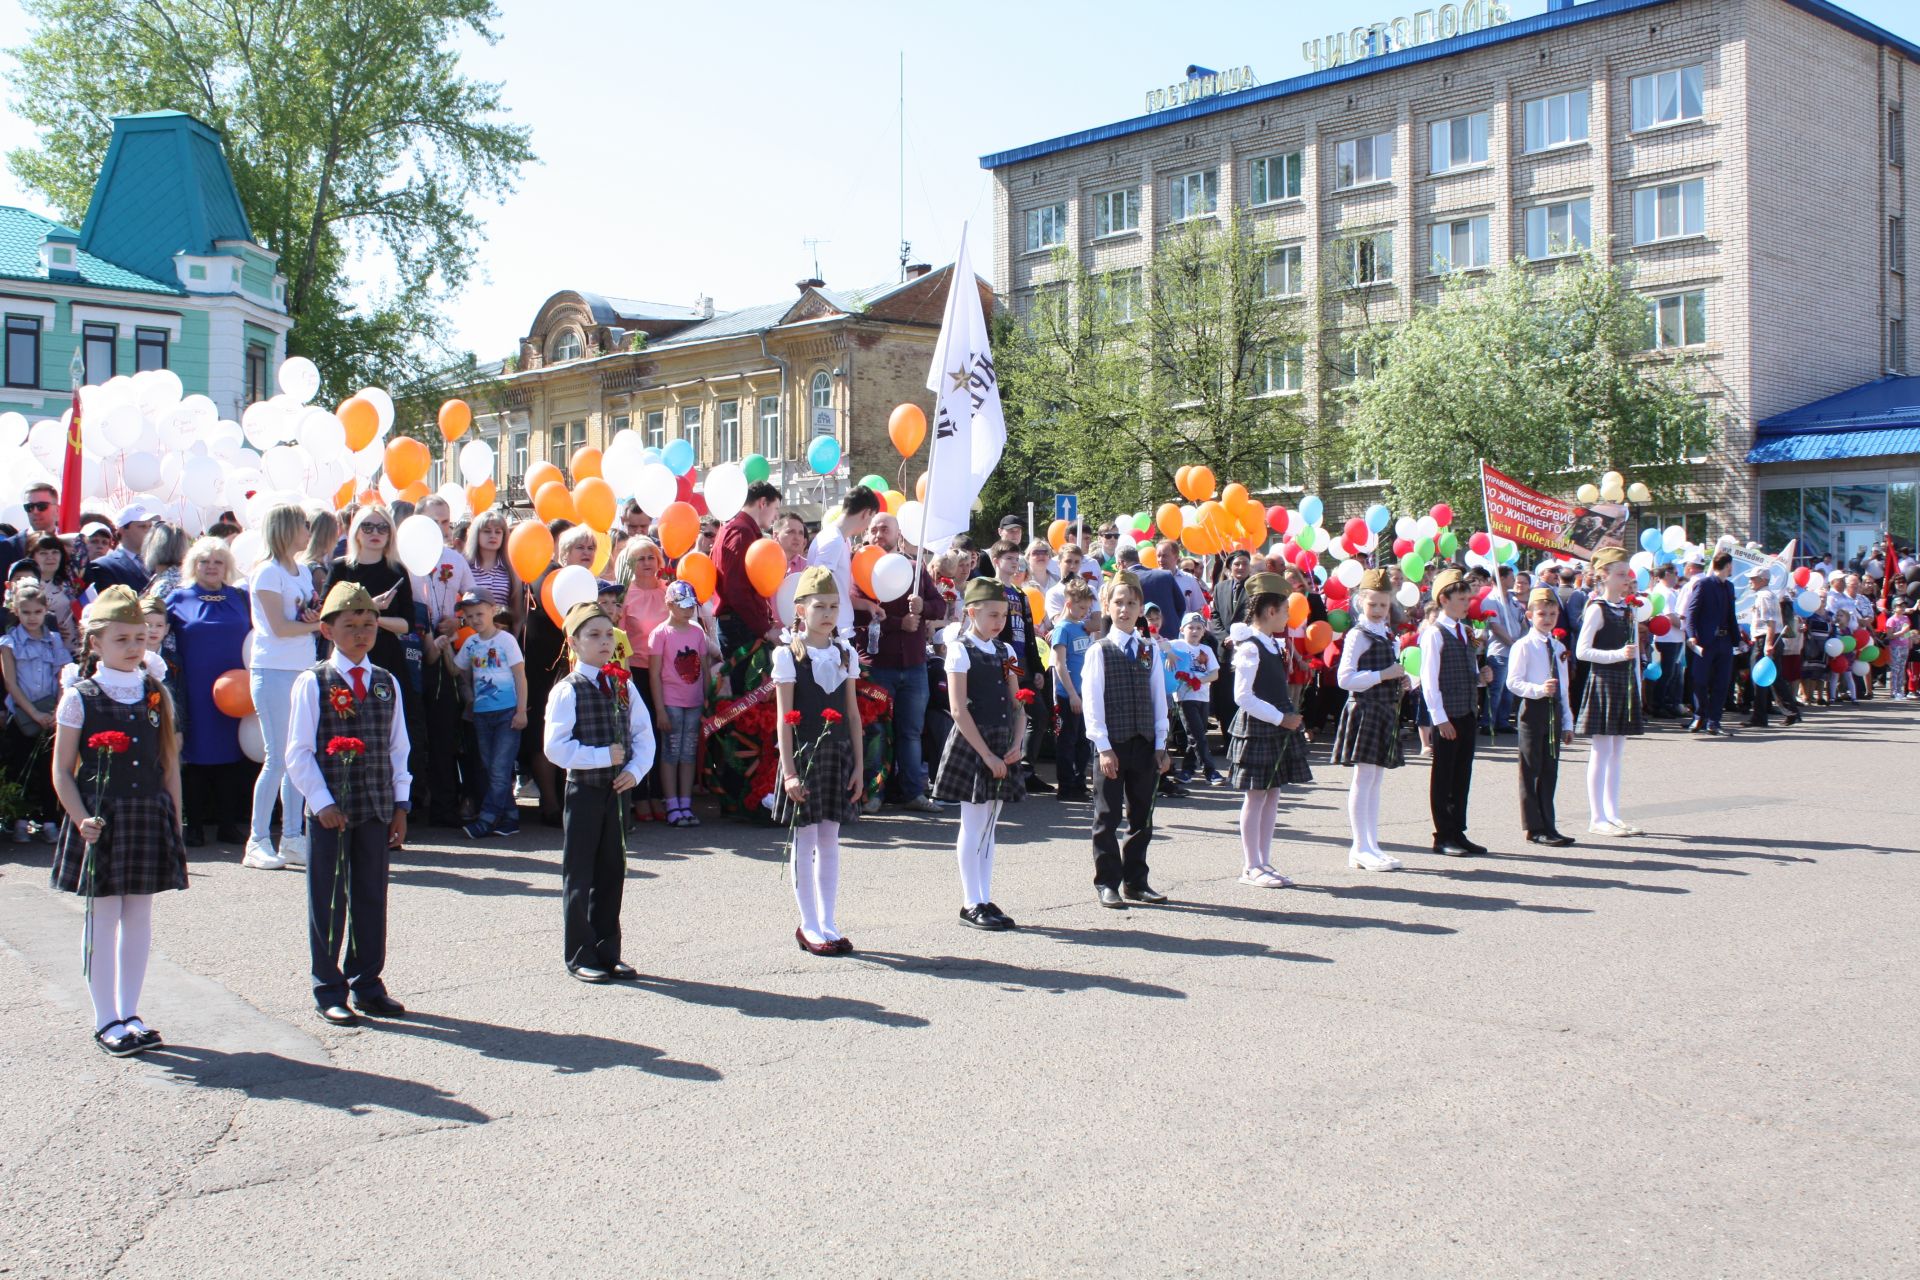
[1014, 688, 1036, 704]
[78, 730, 132, 978]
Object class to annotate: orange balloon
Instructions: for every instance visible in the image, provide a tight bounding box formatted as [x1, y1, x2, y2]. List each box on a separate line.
[1024, 585, 1045, 620]
[1156, 503, 1184, 538]
[744, 537, 787, 597]
[1140, 543, 1162, 569]
[1222, 482, 1250, 516]
[356, 486, 381, 506]
[334, 479, 355, 509]
[338, 398, 379, 453]
[852, 544, 884, 597]
[454, 625, 476, 653]
[1187, 465, 1216, 502]
[1175, 466, 1192, 500]
[540, 570, 563, 627]
[888, 403, 927, 457]
[570, 446, 602, 481]
[574, 477, 616, 532]
[657, 502, 699, 559]
[1197, 500, 1226, 535]
[1242, 500, 1266, 538]
[524, 460, 564, 501]
[398, 480, 430, 504]
[676, 550, 718, 604]
[438, 398, 472, 443]
[914, 472, 928, 501]
[383, 436, 430, 489]
[1181, 525, 1217, 556]
[508, 520, 555, 584]
[1288, 593, 1310, 629]
[1303, 620, 1333, 653]
[882, 489, 905, 515]
[533, 483, 577, 524]
[466, 479, 496, 512]
[212, 668, 252, 718]
[1047, 518, 1069, 550]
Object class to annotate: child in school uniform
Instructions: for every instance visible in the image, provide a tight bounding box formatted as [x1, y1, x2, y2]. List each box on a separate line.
[773, 566, 864, 955]
[47, 586, 186, 1055]
[1421, 568, 1495, 856]
[648, 579, 716, 828]
[1168, 610, 1224, 785]
[1227, 572, 1312, 887]
[284, 582, 413, 1026]
[931, 577, 1027, 930]
[1506, 587, 1577, 847]
[1, 582, 68, 843]
[1082, 571, 1171, 909]
[543, 602, 654, 984]
[1576, 547, 1645, 837]
[1050, 577, 1095, 800]
[1332, 568, 1411, 872]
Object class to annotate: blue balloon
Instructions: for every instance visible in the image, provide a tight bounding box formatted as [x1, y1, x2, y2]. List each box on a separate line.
[1639, 527, 1663, 553]
[1634, 567, 1650, 590]
[1751, 656, 1777, 688]
[1298, 494, 1324, 527]
[1365, 502, 1392, 533]
[639, 447, 662, 466]
[662, 438, 695, 476]
[806, 434, 842, 475]
[1644, 658, 1662, 682]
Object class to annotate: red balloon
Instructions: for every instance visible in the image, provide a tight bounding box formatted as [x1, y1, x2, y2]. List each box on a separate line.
[1343, 517, 1370, 547]
[1293, 548, 1316, 572]
[689, 490, 710, 517]
[1649, 615, 1672, 637]
[1393, 537, 1413, 557]
[676, 470, 695, 503]
[1468, 531, 1492, 555]
[1829, 656, 1851, 673]
[1852, 629, 1870, 648]
[1431, 503, 1454, 527]
[1792, 566, 1811, 588]
[1266, 506, 1287, 533]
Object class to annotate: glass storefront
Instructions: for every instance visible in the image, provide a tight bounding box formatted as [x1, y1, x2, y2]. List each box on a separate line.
[1758, 477, 1920, 563]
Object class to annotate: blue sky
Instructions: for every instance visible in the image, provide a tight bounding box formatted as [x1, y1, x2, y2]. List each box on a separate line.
[2, 0, 1915, 361]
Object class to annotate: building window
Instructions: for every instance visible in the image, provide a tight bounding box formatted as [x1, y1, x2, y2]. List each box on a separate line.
[1523, 89, 1590, 152]
[550, 420, 586, 468]
[1249, 151, 1302, 205]
[3, 316, 40, 390]
[1338, 231, 1394, 287]
[1169, 169, 1218, 221]
[679, 405, 701, 455]
[550, 330, 582, 362]
[1430, 217, 1490, 273]
[1632, 178, 1705, 245]
[1259, 246, 1303, 298]
[1092, 188, 1139, 238]
[1892, 216, 1906, 274]
[1266, 446, 1305, 489]
[1095, 268, 1143, 322]
[1524, 198, 1593, 259]
[1025, 202, 1067, 252]
[1891, 106, 1905, 167]
[1257, 344, 1304, 394]
[1642, 290, 1707, 349]
[510, 430, 529, 480]
[1891, 318, 1908, 374]
[134, 326, 168, 372]
[809, 371, 834, 437]
[82, 321, 115, 386]
[716, 399, 740, 462]
[611, 413, 630, 435]
[1334, 131, 1395, 189]
[245, 343, 268, 404]
[645, 410, 665, 449]
[1630, 65, 1704, 131]
[1429, 112, 1489, 173]
[757, 395, 781, 458]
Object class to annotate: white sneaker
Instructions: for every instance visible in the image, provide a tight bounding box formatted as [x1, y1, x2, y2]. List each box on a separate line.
[1611, 821, 1644, 836]
[1348, 848, 1403, 872]
[242, 839, 286, 870]
[278, 832, 308, 868]
[1587, 821, 1625, 836]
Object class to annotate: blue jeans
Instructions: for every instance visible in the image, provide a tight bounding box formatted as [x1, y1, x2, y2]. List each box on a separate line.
[1654, 641, 1685, 713]
[249, 667, 305, 844]
[472, 707, 521, 825]
[1481, 654, 1513, 730]
[868, 663, 928, 798]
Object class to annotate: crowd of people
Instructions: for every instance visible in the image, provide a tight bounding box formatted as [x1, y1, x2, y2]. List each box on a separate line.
[10, 472, 1915, 1053]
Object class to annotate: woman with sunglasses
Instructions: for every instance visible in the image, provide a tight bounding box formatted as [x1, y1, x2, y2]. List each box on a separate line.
[323, 506, 415, 679]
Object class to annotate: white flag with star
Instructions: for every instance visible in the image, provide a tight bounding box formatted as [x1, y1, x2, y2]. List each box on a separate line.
[921, 225, 1004, 551]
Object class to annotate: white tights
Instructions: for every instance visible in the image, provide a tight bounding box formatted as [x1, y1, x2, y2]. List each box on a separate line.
[86, 893, 155, 1034]
[1238, 788, 1281, 871]
[955, 801, 998, 908]
[1347, 764, 1385, 856]
[791, 821, 842, 944]
[1586, 735, 1626, 826]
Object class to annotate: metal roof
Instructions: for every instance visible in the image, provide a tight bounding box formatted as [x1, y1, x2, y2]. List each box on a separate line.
[1746, 427, 1920, 464]
[979, 0, 1920, 170]
[1746, 375, 1920, 463]
[0, 205, 183, 295]
[79, 111, 255, 284]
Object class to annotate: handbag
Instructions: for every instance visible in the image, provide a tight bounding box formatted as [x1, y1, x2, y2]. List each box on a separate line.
[10, 689, 58, 738]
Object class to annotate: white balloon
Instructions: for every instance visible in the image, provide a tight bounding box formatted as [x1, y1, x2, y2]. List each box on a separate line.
[774, 571, 803, 627]
[1334, 559, 1365, 588]
[550, 564, 598, 616]
[1851, 659, 1870, 678]
[278, 356, 321, 405]
[1415, 514, 1440, 540]
[121, 451, 163, 491]
[179, 393, 218, 428]
[237, 714, 265, 763]
[601, 433, 643, 500]
[0, 503, 23, 531]
[1629, 550, 1655, 573]
[355, 386, 396, 434]
[458, 438, 495, 486]
[142, 368, 185, 414]
[1807, 571, 1827, 595]
[0, 411, 26, 448]
[242, 400, 285, 452]
[261, 444, 308, 492]
[378, 475, 402, 505]
[1394, 516, 1419, 541]
[871, 551, 913, 603]
[436, 481, 469, 520]
[704, 462, 748, 522]
[396, 514, 446, 577]
[1396, 582, 1421, 607]
[1662, 524, 1687, 552]
[229, 528, 266, 574]
[635, 462, 677, 517]
[296, 406, 347, 461]
[896, 499, 927, 546]
[351, 438, 384, 479]
[1632, 597, 1653, 623]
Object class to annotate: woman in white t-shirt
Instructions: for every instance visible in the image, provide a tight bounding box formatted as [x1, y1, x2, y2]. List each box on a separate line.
[244, 504, 321, 870]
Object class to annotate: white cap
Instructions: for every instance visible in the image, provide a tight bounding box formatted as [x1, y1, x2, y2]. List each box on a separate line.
[81, 522, 112, 539]
[114, 501, 156, 525]
[1684, 550, 1707, 566]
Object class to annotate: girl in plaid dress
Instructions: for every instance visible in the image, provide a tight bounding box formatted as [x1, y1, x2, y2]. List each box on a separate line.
[1333, 569, 1412, 872]
[774, 567, 864, 955]
[48, 586, 185, 1057]
[931, 578, 1025, 931]
[1228, 573, 1312, 888]
[1576, 548, 1646, 838]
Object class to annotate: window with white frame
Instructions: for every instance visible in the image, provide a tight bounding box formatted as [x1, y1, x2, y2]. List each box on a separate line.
[1632, 178, 1705, 245]
[716, 399, 740, 462]
[1334, 132, 1395, 189]
[1331, 338, 1382, 385]
[645, 410, 665, 449]
[510, 430, 528, 480]
[757, 395, 781, 458]
[550, 421, 585, 467]
[1524, 198, 1592, 259]
[1095, 268, 1143, 322]
[1630, 65, 1704, 131]
[1430, 216, 1490, 273]
[1429, 112, 1489, 173]
[1025, 202, 1067, 252]
[550, 329, 582, 362]
[1891, 106, 1905, 168]
[1249, 151, 1302, 205]
[1347, 455, 1383, 483]
[1890, 318, 1908, 373]
[1892, 216, 1906, 274]
[1093, 188, 1139, 237]
[1337, 231, 1393, 286]
[1642, 290, 1707, 349]
[680, 405, 701, 455]
[1257, 344, 1305, 394]
[810, 371, 834, 436]
[1169, 169, 1218, 221]
[611, 414, 630, 435]
[1523, 89, 1590, 152]
[1266, 445, 1305, 489]
[1259, 246, 1304, 298]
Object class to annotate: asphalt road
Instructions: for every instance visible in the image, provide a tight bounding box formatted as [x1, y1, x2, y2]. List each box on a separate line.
[3, 702, 1916, 1278]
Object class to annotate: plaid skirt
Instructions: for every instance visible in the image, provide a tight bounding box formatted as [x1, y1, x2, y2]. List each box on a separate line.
[50, 793, 189, 896]
[1579, 660, 1645, 737]
[931, 721, 1025, 805]
[1228, 716, 1313, 790]
[1330, 693, 1404, 769]
[775, 731, 858, 827]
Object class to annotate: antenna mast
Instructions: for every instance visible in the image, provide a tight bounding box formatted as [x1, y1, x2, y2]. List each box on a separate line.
[898, 50, 911, 281]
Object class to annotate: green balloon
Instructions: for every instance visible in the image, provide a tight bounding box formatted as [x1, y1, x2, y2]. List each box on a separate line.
[1327, 608, 1351, 632]
[1132, 513, 1151, 533]
[859, 473, 888, 492]
[1295, 525, 1317, 551]
[1437, 531, 1458, 558]
[1415, 535, 1436, 560]
[1399, 648, 1422, 678]
[1400, 552, 1426, 578]
[1841, 635, 1857, 653]
[742, 453, 770, 484]
[1494, 540, 1516, 563]
[1861, 644, 1880, 661]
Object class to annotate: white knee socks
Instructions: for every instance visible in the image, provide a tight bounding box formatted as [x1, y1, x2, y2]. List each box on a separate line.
[1238, 789, 1284, 870]
[956, 802, 996, 908]
[813, 821, 841, 941]
[1348, 764, 1384, 855]
[1586, 735, 1625, 826]
[84, 893, 155, 1033]
[792, 826, 823, 944]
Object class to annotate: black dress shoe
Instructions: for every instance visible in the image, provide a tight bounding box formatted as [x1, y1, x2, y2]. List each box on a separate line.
[94, 1020, 142, 1056]
[1024, 774, 1055, 794]
[1122, 882, 1168, 903]
[182, 824, 207, 848]
[1433, 840, 1473, 857]
[607, 962, 640, 980]
[958, 905, 1009, 931]
[980, 902, 1016, 929]
[1158, 778, 1190, 797]
[569, 965, 612, 984]
[1460, 839, 1489, 856]
[1529, 833, 1577, 847]
[1097, 884, 1127, 908]
[318, 1005, 358, 1026]
[216, 822, 246, 844]
[352, 993, 407, 1017]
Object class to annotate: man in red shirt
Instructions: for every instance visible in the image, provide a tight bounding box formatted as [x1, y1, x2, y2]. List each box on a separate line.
[714, 481, 784, 690]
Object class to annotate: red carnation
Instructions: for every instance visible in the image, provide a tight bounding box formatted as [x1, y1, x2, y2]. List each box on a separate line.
[600, 662, 630, 684]
[326, 736, 368, 759]
[86, 731, 132, 754]
[1014, 688, 1036, 704]
[821, 708, 844, 723]
[783, 710, 803, 725]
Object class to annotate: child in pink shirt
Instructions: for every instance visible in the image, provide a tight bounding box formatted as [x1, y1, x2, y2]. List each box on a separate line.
[648, 581, 715, 826]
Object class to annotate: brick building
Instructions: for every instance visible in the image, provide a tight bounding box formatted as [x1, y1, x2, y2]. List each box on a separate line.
[461, 265, 989, 521]
[980, 0, 1920, 558]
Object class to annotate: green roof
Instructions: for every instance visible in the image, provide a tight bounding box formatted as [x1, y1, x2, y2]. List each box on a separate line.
[79, 111, 255, 286]
[0, 205, 182, 295]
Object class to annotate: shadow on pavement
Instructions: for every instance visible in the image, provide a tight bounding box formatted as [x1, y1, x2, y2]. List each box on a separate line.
[389, 867, 564, 897]
[1296, 882, 1593, 915]
[852, 949, 1196, 996]
[1401, 865, 1691, 895]
[1026, 923, 1339, 961]
[143, 1046, 493, 1123]
[375, 1011, 721, 1081]
[1152, 899, 1458, 935]
[1478, 851, 1746, 875]
[624, 973, 930, 1028]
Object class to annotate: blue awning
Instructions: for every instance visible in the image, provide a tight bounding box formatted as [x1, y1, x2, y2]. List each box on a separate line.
[1748, 376, 1920, 464]
[1746, 427, 1920, 464]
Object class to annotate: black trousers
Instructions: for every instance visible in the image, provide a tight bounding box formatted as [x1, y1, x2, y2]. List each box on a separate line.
[183, 760, 255, 827]
[421, 660, 464, 823]
[1515, 697, 1561, 838]
[1428, 713, 1478, 843]
[562, 778, 625, 970]
[1091, 737, 1157, 888]
[1055, 703, 1088, 791]
[308, 817, 390, 1007]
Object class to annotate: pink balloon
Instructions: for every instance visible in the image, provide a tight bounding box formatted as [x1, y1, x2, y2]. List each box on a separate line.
[1468, 531, 1492, 555]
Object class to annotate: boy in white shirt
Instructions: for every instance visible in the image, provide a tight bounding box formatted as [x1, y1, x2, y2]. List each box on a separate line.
[1506, 588, 1576, 847]
[1167, 611, 1223, 785]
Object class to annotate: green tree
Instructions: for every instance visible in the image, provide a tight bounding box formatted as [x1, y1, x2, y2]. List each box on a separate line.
[7, 0, 534, 408]
[1341, 251, 1716, 518]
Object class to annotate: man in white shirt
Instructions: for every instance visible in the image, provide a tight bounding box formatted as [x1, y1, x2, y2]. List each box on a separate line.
[806, 486, 880, 637]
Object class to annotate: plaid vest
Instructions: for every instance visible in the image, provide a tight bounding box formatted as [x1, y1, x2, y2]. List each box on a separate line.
[74, 677, 166, 800]
[313, 661, 397, 825]
[1589, 599, 1631, 649]
[1433, 620, 1477, 720]
[1246, 636, 1294, 714]
[1098, 634, 1154, 745]
[563, 670, 623, 789]
[961, 638, 1014, 733]
[1350, 628, 1400, 711]
[790, 644, 854, 752]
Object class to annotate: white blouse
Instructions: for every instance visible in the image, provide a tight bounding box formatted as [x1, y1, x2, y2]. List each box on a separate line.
[772, 641, 852, 694]
[54, 662, 149, 728]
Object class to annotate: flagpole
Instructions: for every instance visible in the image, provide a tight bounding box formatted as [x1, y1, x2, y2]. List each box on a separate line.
[910, 225, 964, 590]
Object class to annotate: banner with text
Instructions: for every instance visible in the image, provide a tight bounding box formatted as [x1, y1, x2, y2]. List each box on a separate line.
[1480, 461, 1629, 559]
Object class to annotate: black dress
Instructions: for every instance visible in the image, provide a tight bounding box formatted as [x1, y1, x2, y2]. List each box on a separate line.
[773, 643, 858, 827]
[1228, 635, 1313, 790]
[323, 558, 414, 678]
[50, 676, 188, 896]
[1578, 600, 1645, 737]
[931, 635, 1025, 805]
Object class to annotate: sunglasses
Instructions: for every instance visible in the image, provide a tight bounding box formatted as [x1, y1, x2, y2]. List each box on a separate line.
[24, 501, 52, 512]
[361, 523, 391, 534]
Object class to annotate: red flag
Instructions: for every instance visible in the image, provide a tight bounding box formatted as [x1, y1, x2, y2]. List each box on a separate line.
[59, 386, 83, 534]
[1885, 534, 1899, 615]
